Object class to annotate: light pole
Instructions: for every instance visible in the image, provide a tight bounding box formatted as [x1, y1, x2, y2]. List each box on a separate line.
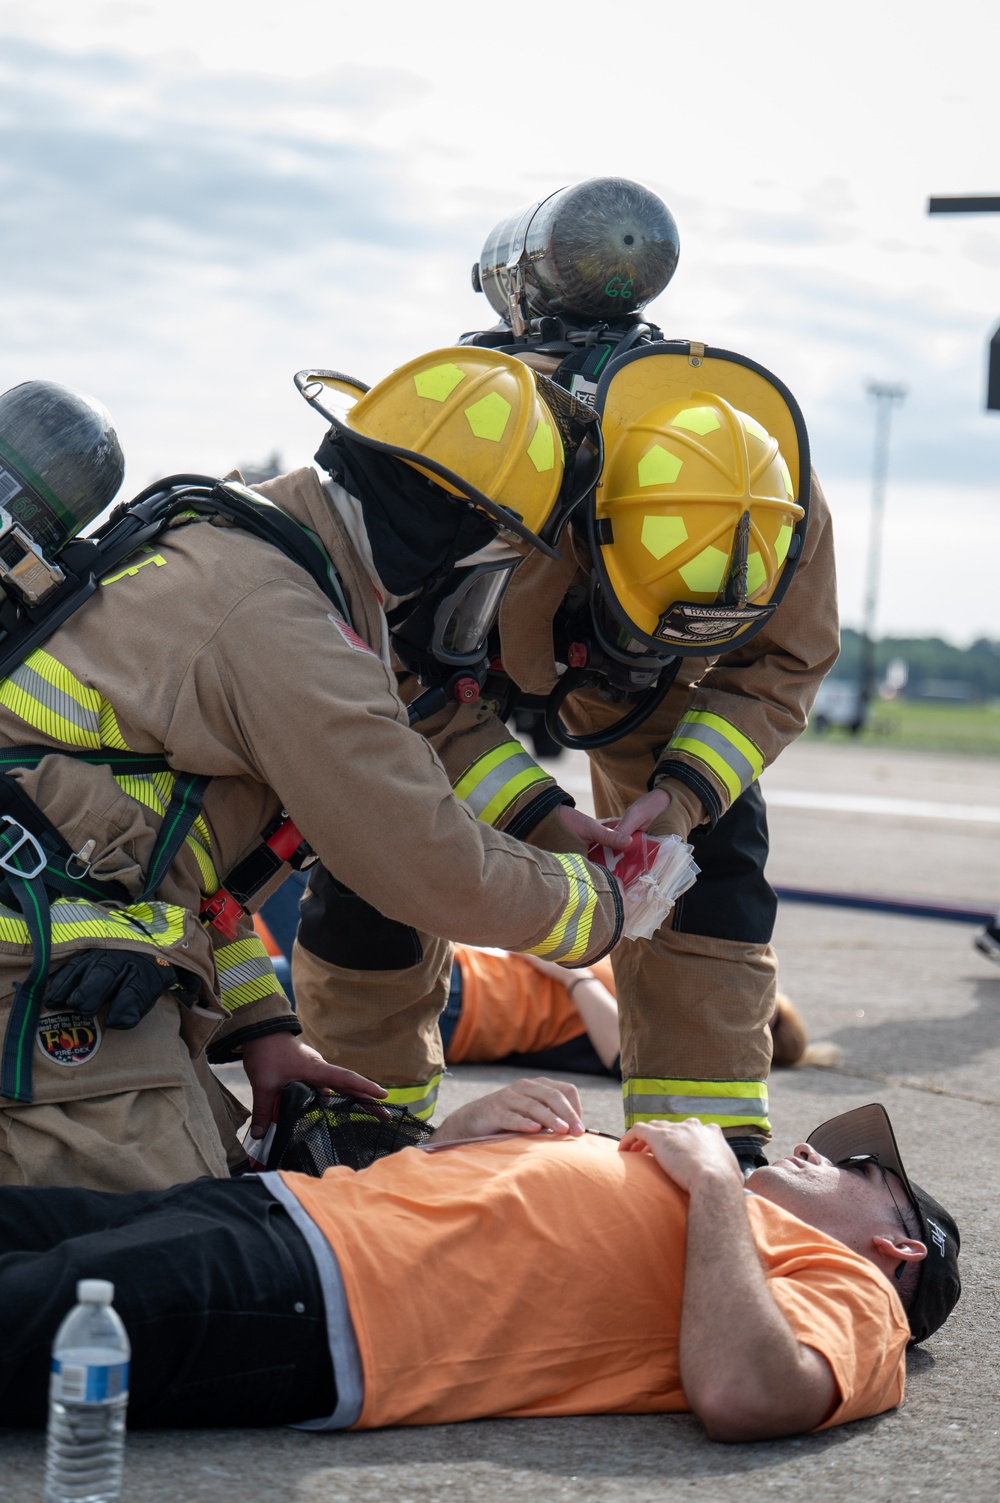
[927, 194, 1000, 409]
[856, 382, 906, 732]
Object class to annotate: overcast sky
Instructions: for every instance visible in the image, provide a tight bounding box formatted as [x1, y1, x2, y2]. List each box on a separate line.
[1, 0, 998, 641]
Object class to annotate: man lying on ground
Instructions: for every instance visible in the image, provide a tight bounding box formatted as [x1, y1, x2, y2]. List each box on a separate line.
[0, 1080, 959, 1442]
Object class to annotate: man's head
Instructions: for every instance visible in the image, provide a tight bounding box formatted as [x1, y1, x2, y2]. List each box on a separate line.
[748, 1103, 961, 1344]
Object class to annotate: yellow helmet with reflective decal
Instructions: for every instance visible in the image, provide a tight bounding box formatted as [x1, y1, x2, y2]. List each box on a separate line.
[296, 347, 601, 559]
[590, 344, 809, 656]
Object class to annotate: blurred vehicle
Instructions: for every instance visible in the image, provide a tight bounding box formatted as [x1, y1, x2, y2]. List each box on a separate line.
[811, 677, 865, 733]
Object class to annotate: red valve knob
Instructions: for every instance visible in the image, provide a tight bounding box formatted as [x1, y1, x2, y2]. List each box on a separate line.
[455, 677, 480, 703]
[567, 641, 588, 668]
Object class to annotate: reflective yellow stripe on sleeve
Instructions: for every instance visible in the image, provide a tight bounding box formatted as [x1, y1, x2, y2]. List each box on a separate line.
[524, 852, 599, 965]
[622, 1077, 770, 1131]
[215, 936, 284, 1013]
[453, 742, 553, 827]
[666, 711, 765, 805]
[381, 1072, 443, 1122]
[0, 649, 219, 895]
[0, 896, 188, 949]
[0, 648, 129, 749]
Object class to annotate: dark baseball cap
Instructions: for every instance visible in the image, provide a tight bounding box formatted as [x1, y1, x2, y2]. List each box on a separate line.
[808, 1102, 961, 1344]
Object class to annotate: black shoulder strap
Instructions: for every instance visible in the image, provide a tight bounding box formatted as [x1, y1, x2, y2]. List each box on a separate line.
[0, 476, 350, 684]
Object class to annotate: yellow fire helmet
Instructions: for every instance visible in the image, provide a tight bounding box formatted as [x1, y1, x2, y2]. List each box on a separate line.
[589, 342, 810, 656]
[295, 347, 601, 560]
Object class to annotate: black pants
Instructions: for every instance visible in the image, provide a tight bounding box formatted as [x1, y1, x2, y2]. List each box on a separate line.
[0, 1177, 335, 1429]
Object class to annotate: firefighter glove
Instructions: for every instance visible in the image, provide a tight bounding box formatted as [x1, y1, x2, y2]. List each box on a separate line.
[46, 950, 189, 1030]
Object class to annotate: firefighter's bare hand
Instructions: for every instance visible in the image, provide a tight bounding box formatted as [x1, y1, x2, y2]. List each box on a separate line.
[606, 788, 671, 843]
[435, 1077, 585, 1142]
[558, 803, 631, 852]
[242, 1032, 386, 1139]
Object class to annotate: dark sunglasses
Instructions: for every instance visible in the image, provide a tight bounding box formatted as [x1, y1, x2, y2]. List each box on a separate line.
[840, 1153, 914, 1282]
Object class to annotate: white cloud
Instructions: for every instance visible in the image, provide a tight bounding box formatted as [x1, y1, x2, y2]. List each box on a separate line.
[0, 3, 997, 639]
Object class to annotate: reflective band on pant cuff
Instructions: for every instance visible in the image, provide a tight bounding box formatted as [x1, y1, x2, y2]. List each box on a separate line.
[622, 1077, 770, 1131]
[382, 1072, 443, 1123]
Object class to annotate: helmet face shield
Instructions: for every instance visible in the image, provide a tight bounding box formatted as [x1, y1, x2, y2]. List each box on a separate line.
[430, 545, 520, 666]
[589, 344, 810, 657]
[297, 348, 602, 560]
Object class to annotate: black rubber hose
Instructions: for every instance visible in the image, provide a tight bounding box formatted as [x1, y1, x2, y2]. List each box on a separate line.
[542, 667, 673, 751]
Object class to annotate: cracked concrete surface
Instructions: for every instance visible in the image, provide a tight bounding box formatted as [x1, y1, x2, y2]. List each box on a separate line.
[2, 739, 998, 1500]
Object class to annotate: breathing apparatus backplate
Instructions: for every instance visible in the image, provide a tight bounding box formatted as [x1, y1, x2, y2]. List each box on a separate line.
[590, 341, 811, 657]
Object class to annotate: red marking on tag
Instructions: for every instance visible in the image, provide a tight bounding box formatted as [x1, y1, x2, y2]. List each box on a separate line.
[587, 831, 658, 886]
[328, 614, 374, 654]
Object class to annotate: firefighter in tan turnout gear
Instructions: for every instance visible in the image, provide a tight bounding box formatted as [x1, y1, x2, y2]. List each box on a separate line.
[293, 179, 839, 1170]
[0, 377, 623, 1192]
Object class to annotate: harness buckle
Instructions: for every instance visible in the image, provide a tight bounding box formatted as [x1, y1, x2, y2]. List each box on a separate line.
[0, 817, 47, 881]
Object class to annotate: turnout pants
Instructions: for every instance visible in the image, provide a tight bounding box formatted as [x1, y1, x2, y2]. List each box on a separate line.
[0, 1176, 334, 1428]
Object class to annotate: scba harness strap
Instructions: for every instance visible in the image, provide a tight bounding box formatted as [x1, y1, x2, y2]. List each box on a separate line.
[0, 477, 343, 1102]
[0, 746, 209, 1101]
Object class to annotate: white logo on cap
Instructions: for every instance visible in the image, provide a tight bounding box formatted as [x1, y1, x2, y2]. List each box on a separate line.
[926, 1217, 947, 1257]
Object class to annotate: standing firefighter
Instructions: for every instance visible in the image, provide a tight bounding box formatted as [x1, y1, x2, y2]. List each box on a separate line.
[0, 377, 623, 1191]
[294, 179, 839, 1169]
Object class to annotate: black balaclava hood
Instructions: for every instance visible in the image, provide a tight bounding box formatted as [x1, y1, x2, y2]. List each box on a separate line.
[316, 429, 496, 597]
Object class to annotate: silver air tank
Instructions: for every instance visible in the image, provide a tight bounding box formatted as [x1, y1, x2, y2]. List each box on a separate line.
[0, 381, 124, 604]
[473, 177, 680, 329]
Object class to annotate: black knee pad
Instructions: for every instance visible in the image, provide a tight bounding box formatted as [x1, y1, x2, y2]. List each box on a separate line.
[297, 864, 424, 970]
[670, 783, 777, 944]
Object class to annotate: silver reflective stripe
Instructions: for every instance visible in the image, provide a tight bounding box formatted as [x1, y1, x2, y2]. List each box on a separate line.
[6, 662, 100, 737]
[544, 861, 591, 963]
[216, 955, 274, 990]
[462, 749, 541, 818]
[673, 720, 756, 793]
[389, 1083, 438, 1120]
[626, 1093, 769, 1119]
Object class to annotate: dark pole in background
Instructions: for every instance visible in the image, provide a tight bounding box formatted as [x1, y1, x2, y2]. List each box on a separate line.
[856, 382, 906, 731]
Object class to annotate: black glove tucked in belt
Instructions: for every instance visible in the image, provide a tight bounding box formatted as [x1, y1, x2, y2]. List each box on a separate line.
[45, 949, 198, 1030]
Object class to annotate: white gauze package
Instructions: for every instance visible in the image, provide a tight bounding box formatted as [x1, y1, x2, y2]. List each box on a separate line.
[587, 830, 700, 941]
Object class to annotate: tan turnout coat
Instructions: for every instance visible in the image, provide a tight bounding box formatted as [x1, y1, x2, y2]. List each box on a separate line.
[0, 467, 621, 1188]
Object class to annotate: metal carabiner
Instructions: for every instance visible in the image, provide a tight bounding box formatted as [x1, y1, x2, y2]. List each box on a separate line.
[0, 817, 47, 881]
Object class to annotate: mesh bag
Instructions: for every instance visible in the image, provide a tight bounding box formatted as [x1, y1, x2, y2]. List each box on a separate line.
[247, 1081, 435, 1175]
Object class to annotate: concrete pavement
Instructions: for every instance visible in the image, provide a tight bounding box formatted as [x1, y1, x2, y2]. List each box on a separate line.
[2, 739, 998, 1500]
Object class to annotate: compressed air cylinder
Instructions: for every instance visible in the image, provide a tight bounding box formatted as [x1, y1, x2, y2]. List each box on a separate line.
[475, 177, 680, 326]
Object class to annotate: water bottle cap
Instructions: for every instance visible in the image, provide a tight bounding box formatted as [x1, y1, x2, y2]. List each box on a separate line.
[76, 1278, 114, 1305]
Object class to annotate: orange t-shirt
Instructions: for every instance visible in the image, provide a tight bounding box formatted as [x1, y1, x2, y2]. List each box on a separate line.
[447, 947, 617, 1062]
[281, 1134, 908, 1431]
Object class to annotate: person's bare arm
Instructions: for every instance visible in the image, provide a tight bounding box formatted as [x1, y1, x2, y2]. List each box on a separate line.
[520, 953, 620, 1069]
[620, 1119, 838, 1441]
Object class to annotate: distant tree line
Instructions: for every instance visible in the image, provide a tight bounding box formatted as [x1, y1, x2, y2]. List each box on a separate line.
[833, 629, 1000, 701]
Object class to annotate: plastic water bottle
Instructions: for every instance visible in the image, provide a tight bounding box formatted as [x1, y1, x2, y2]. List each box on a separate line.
[44, 1279, 130, 1503]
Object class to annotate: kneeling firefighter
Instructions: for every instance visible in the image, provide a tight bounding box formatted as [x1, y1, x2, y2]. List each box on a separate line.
[0, 373, 624, 1192]
[293, 178, 840, 1171]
